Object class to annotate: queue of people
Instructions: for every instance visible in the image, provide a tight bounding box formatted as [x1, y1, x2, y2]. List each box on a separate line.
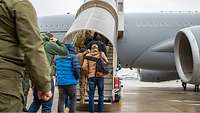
[25, 33, 108, 113]
[0, 0, 109, 112]
[13, 31, 108, 113]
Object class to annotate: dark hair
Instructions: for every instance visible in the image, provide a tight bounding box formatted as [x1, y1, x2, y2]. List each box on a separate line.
[93, 32, 98, 39]
[46, 33, 54, 38]
[80, 48, 86, 52]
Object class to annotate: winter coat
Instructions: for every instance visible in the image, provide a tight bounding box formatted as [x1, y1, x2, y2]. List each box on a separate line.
[82, 49, 108, 78]
[56, 44, 80, 85]
[43, 37, 68, 79]
[0, 0, 51, 97]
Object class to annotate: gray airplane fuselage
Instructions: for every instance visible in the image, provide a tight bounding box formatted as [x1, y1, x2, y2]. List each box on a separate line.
[39, 13, 200, 71]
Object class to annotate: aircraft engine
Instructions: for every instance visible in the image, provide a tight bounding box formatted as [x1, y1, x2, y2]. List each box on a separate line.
[175, 26, 200, 84]
[138, 69, 179, 82]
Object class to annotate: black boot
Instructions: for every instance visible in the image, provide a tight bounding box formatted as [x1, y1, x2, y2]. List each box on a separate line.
[195, 85, 198, 92]
[23, 107, 28, 112]
[182, 82, 187, 91]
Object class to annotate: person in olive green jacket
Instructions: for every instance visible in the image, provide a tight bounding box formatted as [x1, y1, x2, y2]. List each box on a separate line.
[28, 33, 68, 113]
[0, 0, 52, 112]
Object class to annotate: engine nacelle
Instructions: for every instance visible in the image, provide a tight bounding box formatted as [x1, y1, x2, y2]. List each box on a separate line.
[175, 26, 200, 84]
[138, 69, 179, 82]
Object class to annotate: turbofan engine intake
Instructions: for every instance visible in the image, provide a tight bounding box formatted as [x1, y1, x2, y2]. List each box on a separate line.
[175, 26, 200, 84]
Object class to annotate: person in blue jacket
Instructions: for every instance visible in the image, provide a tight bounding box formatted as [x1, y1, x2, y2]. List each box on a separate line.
[56, 44, 80, 113]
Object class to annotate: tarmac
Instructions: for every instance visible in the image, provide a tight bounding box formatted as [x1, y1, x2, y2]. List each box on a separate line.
[27, 79, 200, 113]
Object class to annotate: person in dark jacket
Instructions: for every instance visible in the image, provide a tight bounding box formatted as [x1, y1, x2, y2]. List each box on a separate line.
[56, 44, 80, 113]
[84, 31, 94, 47]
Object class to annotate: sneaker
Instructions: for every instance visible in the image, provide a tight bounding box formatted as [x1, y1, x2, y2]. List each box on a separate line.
[64, 107, 69, 113]
[80, 97, 85, 104]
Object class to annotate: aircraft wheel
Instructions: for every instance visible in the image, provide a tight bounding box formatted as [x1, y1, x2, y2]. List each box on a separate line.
[194, 85, 199, 92]
[114, 94, 121, 102]
[182, 81, 187, 91]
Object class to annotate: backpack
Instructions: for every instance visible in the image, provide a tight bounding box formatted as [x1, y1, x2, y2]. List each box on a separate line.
[85, 55, 109, 77]
[96, 58, 109, 76]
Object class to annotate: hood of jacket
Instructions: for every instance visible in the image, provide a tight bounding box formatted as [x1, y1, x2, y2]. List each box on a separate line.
[65, 44, 76, 54]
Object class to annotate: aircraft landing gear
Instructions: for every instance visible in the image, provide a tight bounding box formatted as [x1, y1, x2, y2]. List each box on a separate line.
[194, 85, 199, 92]
[181, 81, 187, 91]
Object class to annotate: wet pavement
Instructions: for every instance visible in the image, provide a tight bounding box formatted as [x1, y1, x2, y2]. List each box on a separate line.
[27, 79, 200, 113]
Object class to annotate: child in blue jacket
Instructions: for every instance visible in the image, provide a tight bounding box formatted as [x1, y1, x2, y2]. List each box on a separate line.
[56, 44, 80, 113]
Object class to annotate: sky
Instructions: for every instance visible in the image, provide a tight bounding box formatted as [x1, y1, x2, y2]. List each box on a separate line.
[30, 0, 200, 16]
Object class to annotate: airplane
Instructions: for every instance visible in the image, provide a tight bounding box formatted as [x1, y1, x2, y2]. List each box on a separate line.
[38, 0, 200, 91]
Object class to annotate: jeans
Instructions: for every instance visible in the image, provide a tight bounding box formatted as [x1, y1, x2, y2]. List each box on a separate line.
[65, 96, 69, 108]
[57, 85, 76, 113]
[28, 79, 54, 113]
[88, 77, 104, 113]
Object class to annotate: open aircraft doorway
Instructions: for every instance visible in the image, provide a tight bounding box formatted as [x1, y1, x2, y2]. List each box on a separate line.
[63, 28, 121, 102]
[61, 0, 122, 103]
